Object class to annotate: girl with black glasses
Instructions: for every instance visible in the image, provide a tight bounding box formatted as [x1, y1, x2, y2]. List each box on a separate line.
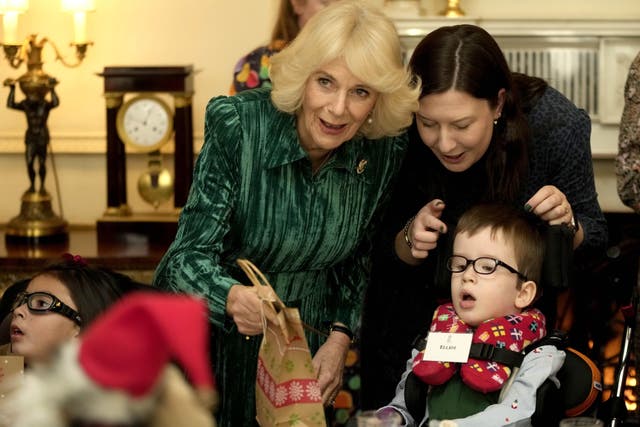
[5, 255, 148, 366]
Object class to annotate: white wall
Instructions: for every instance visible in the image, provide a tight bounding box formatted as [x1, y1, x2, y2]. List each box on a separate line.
[0, 0, 638, 226]
[414, 0, 640, 19]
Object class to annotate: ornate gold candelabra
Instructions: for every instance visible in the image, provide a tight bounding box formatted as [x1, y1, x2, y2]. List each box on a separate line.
[1, 2, 93, 243]
[440, 0, 465, 17]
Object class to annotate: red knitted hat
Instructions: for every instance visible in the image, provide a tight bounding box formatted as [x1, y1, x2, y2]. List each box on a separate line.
[78, 292, 215, 397]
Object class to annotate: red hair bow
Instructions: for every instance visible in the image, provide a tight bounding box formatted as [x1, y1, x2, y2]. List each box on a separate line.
[62, 253, 87, 266]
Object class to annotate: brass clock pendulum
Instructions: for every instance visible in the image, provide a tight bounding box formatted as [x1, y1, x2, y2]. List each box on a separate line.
[137, 150, 174, 210]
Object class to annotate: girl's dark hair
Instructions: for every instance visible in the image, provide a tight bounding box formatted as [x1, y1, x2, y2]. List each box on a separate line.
[409, 24, 531, 202]
[36, 260, 152, 329]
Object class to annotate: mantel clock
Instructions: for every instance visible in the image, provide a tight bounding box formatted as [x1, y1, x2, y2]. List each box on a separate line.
[116, 94, 173, 153]
[97, 66, 194, 245]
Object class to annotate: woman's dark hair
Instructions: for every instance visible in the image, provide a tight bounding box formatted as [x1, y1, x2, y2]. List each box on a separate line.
[36, 260, 152, 329]
[271, 0, 301, 44]
[512, 72, 549, 114]
[408, 24, 531, 202]
[0, 278, 29, 323]
[0, 278, 29, 344]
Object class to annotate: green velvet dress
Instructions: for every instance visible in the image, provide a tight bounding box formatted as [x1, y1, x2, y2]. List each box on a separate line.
[153, 88, 407, 426]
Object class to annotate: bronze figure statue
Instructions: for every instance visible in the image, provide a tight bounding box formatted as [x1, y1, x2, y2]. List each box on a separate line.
[4, 77, 59, 194]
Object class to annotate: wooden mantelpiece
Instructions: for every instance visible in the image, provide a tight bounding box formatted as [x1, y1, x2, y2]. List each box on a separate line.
[0, 228, 169, 289]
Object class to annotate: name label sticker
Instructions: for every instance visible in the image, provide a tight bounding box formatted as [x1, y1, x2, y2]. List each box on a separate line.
[422, 332, 473, 363]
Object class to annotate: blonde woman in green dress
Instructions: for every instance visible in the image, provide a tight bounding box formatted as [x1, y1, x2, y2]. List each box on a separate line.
[153, 1, 420, 426]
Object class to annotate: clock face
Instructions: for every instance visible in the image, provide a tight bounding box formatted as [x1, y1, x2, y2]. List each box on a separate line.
[116, 95, 173, 152]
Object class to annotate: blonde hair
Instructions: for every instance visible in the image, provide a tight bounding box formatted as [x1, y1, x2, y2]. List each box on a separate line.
[269, 0, 420, 139]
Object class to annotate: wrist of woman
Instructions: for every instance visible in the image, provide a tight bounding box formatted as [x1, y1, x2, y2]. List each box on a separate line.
[395, 227, 423, 266]
[567, 214, 579, 234]
[328, 323, 354, 343]
[225, 284, 241, 316]
[403, 215, 416, 248]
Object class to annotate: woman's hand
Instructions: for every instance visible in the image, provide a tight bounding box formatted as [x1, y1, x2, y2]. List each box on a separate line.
[226, 284, 278, 336]
[312, 330, 351, 406]
[395, 199, 448, 265]
[525, 185, 574, 225]
[525, 185, 583, 247]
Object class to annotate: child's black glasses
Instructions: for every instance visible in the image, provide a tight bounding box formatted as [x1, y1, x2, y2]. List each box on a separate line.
[12, 291, 83, 326]
[446, 255, 528, 281]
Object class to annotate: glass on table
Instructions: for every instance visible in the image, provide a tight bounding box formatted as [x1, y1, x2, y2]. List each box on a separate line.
[559, 417, 604, 427]
[357, 409, 402, 427]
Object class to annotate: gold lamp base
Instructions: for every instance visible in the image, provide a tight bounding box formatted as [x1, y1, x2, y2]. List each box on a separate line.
[440, 0, 465, 17]
[5, 190, 68, 243]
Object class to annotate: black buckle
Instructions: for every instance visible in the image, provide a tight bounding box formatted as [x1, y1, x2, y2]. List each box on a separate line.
[412, 333, 427, 352]
[476, 343, 495, 360]
[470, 343, 524, 367]
[470, 343, 495, 360]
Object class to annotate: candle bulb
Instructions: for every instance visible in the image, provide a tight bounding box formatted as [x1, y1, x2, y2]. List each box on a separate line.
[61, 0, 94, 43]
[2, 11, 19, 44]
[73, 10, 86, 43]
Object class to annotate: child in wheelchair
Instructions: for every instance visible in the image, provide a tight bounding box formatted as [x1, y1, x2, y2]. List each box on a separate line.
[378, 203, 600, 426]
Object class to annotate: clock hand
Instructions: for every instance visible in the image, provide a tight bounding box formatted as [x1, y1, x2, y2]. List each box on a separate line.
[142, 104, 153, 126]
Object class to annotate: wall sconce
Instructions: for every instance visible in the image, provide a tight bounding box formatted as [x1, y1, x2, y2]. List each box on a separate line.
[0, 0, 95, 243]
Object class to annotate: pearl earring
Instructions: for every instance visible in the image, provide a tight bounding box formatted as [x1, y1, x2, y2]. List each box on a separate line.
[367, 116, 373, 125]
[493, 119, 498, 126]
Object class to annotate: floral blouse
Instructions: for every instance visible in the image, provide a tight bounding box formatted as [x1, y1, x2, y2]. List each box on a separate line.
[616, 51, 640, 211]
[229, 40, 287, 95]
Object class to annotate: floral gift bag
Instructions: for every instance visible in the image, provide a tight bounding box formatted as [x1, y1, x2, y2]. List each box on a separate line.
[237, 259, 326, 427]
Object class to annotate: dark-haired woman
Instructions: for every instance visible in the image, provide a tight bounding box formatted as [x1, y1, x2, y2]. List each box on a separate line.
[360, 24, 607, 409]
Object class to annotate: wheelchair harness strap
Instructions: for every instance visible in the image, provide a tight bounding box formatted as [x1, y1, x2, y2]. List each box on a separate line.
[405, 332, 558, 423]
[413, 335, 526, 368]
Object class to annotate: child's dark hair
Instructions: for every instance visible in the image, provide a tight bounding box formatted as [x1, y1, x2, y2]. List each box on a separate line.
[35, 257, 152, 328]
[454, 203, 546, 286]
